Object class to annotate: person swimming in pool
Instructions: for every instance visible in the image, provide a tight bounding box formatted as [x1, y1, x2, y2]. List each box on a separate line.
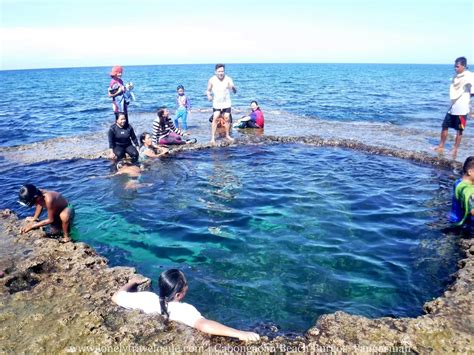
[18, 184, 75, 243]
[114, 161, 148, 190]
[139, 132, 169, 163]
[112, 269, 260, 342]
[449, 156, 474, 227]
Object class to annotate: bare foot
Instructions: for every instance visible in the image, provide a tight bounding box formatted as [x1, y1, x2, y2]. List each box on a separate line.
[433, 145, 444, 153]
[210, 140, 216, 146]
[59, 236, 72, 243]
[451, 148, 458, 159]
[226, 136, 234, 142]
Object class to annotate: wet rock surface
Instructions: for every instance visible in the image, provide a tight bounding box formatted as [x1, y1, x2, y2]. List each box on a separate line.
[1, 111, 472, 166]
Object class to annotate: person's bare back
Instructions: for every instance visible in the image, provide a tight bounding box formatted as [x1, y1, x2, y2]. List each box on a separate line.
[19, 184, 74, 242]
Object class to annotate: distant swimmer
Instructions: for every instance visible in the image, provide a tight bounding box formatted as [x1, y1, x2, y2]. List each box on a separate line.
[233, 101, 265, 129]
[114, 161, 148, 190]
[207, 64, 237, 145]
[434, 57, 474, 159]
[112, 269, 260, 342]
[449, 156, 474, 227]
[18, 184, 74, 243]
[108, 113, 139, 163]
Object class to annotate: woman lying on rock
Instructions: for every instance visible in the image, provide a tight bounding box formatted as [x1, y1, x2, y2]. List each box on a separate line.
[112, 269, 260, 342]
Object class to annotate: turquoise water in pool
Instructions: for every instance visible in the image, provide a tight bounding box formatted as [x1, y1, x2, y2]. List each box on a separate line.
[2, 144, 459, 332]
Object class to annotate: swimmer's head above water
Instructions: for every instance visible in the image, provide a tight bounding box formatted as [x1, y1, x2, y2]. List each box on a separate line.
[18, 184, 42, 207]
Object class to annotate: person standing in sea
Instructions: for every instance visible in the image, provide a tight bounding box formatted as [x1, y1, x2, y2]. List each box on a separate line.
[206, 64, 237, 145]
[434, 57, 474, 158]
[108, 65, 131, 121]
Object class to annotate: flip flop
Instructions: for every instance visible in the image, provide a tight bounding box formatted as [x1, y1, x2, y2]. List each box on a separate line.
[186, 138, 197, 144]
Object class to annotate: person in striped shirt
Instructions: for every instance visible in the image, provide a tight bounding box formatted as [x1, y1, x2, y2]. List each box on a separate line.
[152, 107, 196, 146]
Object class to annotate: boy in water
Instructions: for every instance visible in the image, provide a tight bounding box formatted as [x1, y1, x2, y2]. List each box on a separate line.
[19, 184, 74, 242]
[449, 156, 474, 227]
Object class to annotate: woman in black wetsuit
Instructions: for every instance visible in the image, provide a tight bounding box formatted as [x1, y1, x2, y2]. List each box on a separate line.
[108, 113, 139, 163]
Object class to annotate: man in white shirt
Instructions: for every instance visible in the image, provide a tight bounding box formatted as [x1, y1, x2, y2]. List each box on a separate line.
[207, 64, 237, 145]
[435, 57, 474, 158]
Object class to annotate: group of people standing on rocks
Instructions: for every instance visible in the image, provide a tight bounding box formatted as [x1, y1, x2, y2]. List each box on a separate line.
[107, 63, 265, 169]
[16, 58, 473, 342]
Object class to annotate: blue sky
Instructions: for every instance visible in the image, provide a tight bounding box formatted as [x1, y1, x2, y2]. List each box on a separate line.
[0, 0, 473, 70]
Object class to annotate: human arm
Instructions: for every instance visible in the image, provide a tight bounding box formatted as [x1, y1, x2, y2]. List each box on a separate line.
[206, 80, 213, 101]
[130, 127, 139, 147]
[108, 81, 124, 98]
[229, 78, 237, 94]
[186, 96, 191, 112]
[111, 276, 149, 304]
[249, 111, 257, 122]
[194, 318, 260, 342]
[144, 146, 168, 158]
[24, 203, 43, 222]
[20, 195, 56, 233]
[108, 127, 117, 159]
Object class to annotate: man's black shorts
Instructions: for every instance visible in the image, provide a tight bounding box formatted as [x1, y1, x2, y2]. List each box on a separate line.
[212, 107, 232, 114]
[442, 113, 467, 133]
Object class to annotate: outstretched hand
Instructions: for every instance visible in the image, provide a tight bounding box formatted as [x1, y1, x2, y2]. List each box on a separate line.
[237, 331, 260, 342]
[20, 224, 33, 234]
[129, 276, 149, 285]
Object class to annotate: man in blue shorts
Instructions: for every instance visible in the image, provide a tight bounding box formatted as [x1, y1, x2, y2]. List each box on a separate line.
[435, 57, 474, 158]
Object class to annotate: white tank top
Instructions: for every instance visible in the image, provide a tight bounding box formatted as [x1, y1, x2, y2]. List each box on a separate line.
[210, 75, 234, 109]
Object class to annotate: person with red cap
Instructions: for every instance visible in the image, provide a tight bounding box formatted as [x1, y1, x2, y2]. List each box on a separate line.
[108, 65, 131, 121]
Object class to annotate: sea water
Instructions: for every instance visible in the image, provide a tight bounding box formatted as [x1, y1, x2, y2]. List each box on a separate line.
[0, 63, 467, 332]
[0, 145, 459, 332]
[0, 63, 456, 147]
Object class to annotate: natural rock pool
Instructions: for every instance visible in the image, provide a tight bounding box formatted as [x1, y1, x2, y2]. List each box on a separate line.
[1, 143, 460, 333]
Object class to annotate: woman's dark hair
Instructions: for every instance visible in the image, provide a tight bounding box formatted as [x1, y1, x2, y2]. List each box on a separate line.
[251, 100, 259, 107]
[157, 107, 167, 130]
[158, 269, 187, 321]
[463, 156, 474, 175]
[139, 132, 150, 146]
[176, 85, 184, 91]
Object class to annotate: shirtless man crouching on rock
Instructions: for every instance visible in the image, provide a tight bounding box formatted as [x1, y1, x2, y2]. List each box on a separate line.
[18, 184, 74, 243]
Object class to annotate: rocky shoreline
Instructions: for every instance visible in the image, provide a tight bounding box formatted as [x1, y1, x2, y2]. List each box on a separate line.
[1, 138, 473, 353]
[1, 209, 473, 353]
